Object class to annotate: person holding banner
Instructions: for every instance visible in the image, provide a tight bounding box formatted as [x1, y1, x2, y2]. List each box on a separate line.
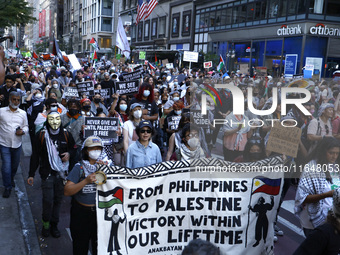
[64, 136, 106, 255]
[126, 120, 162, 169]
[295, 137, 340, 237]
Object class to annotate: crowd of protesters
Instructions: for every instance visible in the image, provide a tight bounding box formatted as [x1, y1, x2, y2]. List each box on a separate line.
[2, 44, 340, 254]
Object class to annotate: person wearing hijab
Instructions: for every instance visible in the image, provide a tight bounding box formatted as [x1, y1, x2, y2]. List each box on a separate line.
[28, 112, 76, 238]
[64, 136, 108, 255]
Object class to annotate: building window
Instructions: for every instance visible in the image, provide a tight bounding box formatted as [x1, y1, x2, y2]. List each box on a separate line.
[309, 0, 324, 14]
[279, 0, 287, 17]
[137, 21, 143, 41]
[182, 11, 191, 36]
[326, 0, 340, 16]
[159, 16, 166, 38]
[151, 18, 157, 39]
[226, 8, 232, 25]
[172, 13, 180, 38]
[287, 0, 297, 15]
[297, 0, 307, 15]
[131, 24, 136, 42]
[144, 20, 149, 41]
[100, 38, 112, 48]
[269, 0, 279, 18]
[101, 18, 112, 31]
[247, 3, 254, 21]
[102, 0, 112, 16]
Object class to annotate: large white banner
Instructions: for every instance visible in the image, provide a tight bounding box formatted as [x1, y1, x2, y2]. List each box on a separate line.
[96, 157, 284, 255]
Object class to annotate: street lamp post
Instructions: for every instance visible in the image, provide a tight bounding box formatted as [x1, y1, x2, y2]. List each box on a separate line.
[69, 32, 73, 54]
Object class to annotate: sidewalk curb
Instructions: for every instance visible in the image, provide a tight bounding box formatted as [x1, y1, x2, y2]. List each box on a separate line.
[15, 165, 42, 255]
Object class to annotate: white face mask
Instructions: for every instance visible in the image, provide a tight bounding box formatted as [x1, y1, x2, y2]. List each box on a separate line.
[175, 110, 182, 115]
[35, 93, 42, 99]
[188, 137, 200, 149]
[133, 110, 142, 119]
[143, 90, 150, 97]
[88, 150, 102, 160]
[173, 97, 179, 101]
[53, 84, 58, 89]
[50, 106, 58, 112]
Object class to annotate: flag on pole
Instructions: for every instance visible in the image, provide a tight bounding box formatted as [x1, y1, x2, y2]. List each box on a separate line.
[217, 55, 225, 72]
[155, 53, 158, 66]
[93, 51, 98, 61]
[116, 17, 131, 59]
[89, 37, 100, 50]
[136, 0, 146, 25]
[144, 0, 158, 20]
[32, 51, 39, 59]
[148, 62, 156, 70]
[52, 33, 66, 65]
[15, 42, 20, 55]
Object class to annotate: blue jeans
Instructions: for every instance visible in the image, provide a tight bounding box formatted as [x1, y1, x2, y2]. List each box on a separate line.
[0, 145, 22, 190]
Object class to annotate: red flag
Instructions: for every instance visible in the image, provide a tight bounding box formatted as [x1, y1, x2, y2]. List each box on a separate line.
[33, 52, 39, 59]
[148, 62, 156, 70]
[155, 53, 157, 64]
[15, 42, 19, 50]
[42, 53, 51, 60]
[93, 51, 98, 61]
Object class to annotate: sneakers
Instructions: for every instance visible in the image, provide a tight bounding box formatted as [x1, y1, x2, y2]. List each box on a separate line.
[50, 223, 61, 238]
[41, 220, 50, 237]
[274, 224, 284, 236]
[2, 188, 11, 198]
[274, 235, 278, 242]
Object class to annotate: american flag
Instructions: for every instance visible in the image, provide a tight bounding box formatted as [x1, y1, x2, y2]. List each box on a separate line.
[136, 0, 146, 25]
[144, 0, 158, 20]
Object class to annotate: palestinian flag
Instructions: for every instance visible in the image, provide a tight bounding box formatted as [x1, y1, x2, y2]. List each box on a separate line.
[93, 51, 98, 61]
[89, 37, 100, 50]
[155, 53, 158, 66]
[148, 62, 156, 70]
[33, 51, 39, 59]
[98, 187, 123, 209]
[217, 55, 225, 72]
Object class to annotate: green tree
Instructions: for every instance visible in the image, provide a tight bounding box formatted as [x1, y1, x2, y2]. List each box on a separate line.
[0, 0, 36, 28]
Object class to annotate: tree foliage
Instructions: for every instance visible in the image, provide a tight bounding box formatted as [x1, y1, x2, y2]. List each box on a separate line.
[0, 0, 37, 28]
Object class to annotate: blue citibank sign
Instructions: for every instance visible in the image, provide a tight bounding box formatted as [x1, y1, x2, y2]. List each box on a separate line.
[284, 54, 298, 77]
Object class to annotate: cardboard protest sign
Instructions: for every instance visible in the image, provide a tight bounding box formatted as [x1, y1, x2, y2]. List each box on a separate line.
[63, 87, 79, 99]
[255, 67, 267, 77]
[166, 63, 174, 69]
[139, 51, 146, 60]
[266, 121, 302, 158]
[94, 88, 111, 99]
[239, 64, 249, 74]
[122, 70, 143, 82]
[67, 54, 82, 70]
[162, 59, 169, 66]
[167, 116, 181, 130]
[84, 117, 119, 139]
[190, 110, 209, 128]
[76, 81, 95, 97]
[96, 156, 283, 255]
[115, 80, 140, 96]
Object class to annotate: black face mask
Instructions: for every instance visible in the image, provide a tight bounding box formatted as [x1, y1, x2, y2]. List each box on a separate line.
[68, 109, 79, 116]
[61, 72, 66, 77]
[82, 105, 91, 111]
[162, 100, 167, 104]
[30, 79, 35, 83]
[249, 152, 262, 161]
[94, 98, 101, 103]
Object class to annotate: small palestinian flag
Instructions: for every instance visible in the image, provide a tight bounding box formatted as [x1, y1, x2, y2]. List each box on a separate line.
[148, 62, 156, 70]
[89, 37, 100, 50]
[93, 51, 98, 62]
[217, 54, 225, 72]
[98, 187, 123, 209]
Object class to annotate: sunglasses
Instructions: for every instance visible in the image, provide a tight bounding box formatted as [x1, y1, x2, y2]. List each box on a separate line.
[140, 129, 152, 134]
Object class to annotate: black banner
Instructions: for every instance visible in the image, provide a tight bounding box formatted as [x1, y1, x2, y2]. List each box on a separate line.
[190, 110, 209, 128]
[114, 80, 140, 96]
[94, 88, 111, 99]
[133, 65, 143, 72]
[122, 70, 143, 81]
[63, 87, 80, 99]
[76, 81, 95, 97]
[84, 117, 119, 139]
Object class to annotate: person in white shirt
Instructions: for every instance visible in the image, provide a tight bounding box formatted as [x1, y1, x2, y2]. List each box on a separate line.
[0, 91, 28, 198]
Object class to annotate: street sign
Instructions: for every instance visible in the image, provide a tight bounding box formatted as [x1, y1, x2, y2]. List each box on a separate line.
[183, 51, 199, 63]
[204, 61, 212, 68]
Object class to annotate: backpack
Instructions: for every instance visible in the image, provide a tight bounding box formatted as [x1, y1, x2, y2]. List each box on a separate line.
[39, 129, 70, 146]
